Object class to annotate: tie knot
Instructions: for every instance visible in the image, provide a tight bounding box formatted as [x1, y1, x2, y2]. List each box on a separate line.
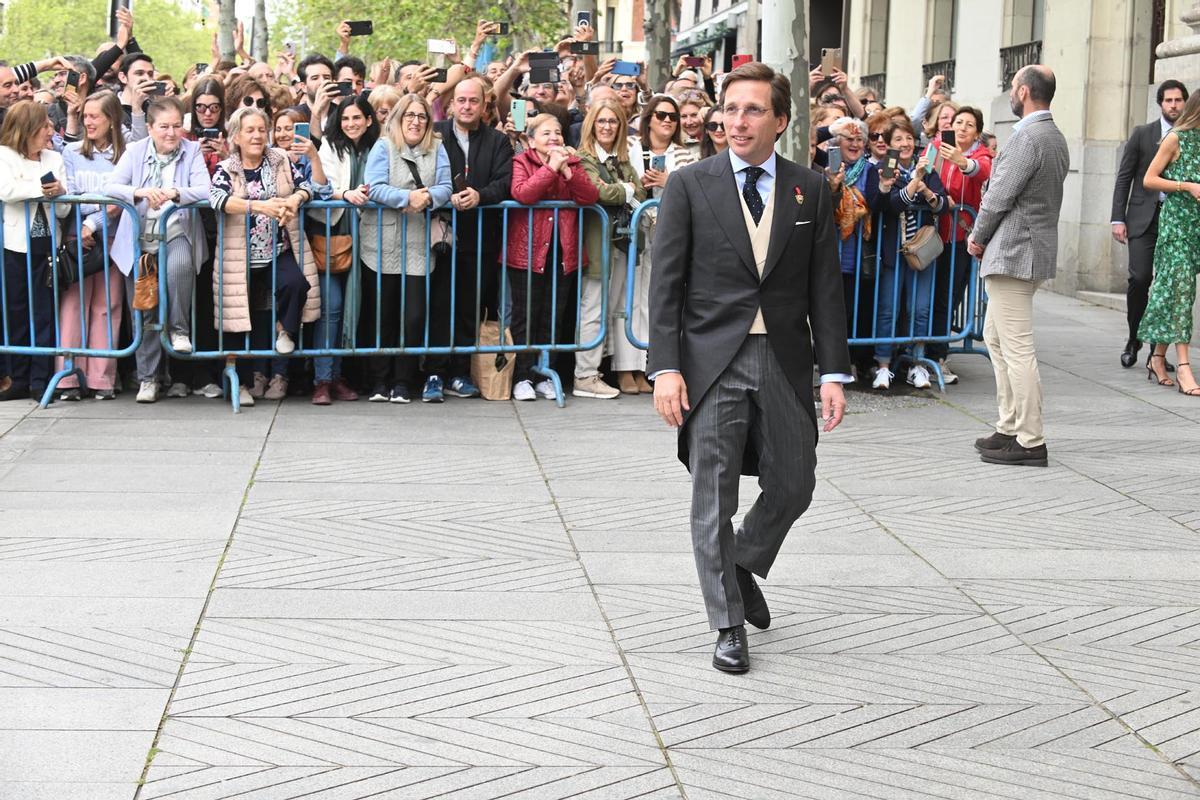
[744, 166, 764, 183]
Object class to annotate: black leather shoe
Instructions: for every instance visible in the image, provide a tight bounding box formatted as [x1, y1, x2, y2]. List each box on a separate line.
[974, 432, 1016, 453]
[736, 565, 770, 629]
[713, 625, 749, 673]
[1120, 339, 1141, 368]
[980, 439, 1048, 467]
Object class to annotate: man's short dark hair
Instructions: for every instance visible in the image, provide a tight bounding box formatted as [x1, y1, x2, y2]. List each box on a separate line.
[399, 59, 421, 69]
[337, 56, 366, 80]
[1157, 79, 1189, 105]
[719, 61, 791, 123]
[1016, 65, 1055, 104]
[297, 53, 334, 82]
[118, 51, 153, 78]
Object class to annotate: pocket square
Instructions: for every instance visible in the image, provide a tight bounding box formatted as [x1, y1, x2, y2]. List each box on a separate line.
[795, 220, 812, 226]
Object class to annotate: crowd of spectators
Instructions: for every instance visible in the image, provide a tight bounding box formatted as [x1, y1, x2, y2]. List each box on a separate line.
[0, 10, 1002, 407]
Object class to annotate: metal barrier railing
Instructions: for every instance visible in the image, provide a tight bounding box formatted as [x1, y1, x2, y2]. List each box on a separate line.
[623, 199, 989, 391]
[157, 200, 610, 412]
[0, 195, 144, 407]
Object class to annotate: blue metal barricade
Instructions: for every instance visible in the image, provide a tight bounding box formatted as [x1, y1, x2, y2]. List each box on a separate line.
[0, 195, 144, 407]
[157, 199, 610, 412]
[623, 198, 988, 391]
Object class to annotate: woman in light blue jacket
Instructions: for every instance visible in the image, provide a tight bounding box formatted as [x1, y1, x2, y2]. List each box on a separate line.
[106, 96, 211, 403]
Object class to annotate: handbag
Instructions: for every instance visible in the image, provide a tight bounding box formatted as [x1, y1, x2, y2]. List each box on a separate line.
[402, 157, 454, 256]
[899, 216, 943, 271]
[470, 310, 516, 400]
[595, 157, 638, 253]
[309, 232, 353, 273]
[132, 252, 158, 311]
[47, 237, 106, 289]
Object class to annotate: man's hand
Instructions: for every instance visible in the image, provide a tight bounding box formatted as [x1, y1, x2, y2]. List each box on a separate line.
[653, 372, 690, 428]
[574, 23, 594, 42]
[451, 187, 480, 210]
[967, 237, 985, 258]
[1112, 222, 1128, 244]
[819, 382, 846, 433]
[926, 74, 945, 97]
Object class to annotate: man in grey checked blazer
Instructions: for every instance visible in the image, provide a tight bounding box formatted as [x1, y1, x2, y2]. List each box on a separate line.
[968, 65, 1070, 468]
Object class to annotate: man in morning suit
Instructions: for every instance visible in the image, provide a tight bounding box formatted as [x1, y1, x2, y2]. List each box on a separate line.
[647, 62, 852, 674]
[1111, 79, 1188, 368]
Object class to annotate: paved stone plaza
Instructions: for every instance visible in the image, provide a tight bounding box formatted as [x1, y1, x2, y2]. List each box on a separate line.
[2, 291, 1200, 799]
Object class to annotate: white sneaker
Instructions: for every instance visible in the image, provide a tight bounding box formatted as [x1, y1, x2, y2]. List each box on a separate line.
[907, 364, 932, 389]
[166, 382, 190, 398]
[939, 358, 959, 385]
[572, 374, 620, 399]
[136, 380, 158, 403]
[872, 368, 893, 390]
[170, 333, 192, 354]
[512, 380, 536, 401]
[275, 331, 295, 355]
[199, 382, 222, 399]
[238, 386, 255, 407]
[534, 379, 557, 399]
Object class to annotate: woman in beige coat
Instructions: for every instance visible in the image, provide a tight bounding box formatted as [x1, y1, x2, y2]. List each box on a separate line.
[210, 105, 322, 407]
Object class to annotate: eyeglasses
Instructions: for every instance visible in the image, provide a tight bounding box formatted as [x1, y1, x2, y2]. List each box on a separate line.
[595, 118, 619, 127]
[652, 110, 679, 122]
[402, 111, 429, 122]
[241, 96, 269, 109]
[194, 102, 221, 114]
[704, 121, 724, 132]
[722, 104, 768, 119]
[612, 81, 637, 91]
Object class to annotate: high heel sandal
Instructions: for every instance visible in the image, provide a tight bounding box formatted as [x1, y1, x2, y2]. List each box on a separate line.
[1147, 354, 1175, 386]
[1176, 363, 1200, 396]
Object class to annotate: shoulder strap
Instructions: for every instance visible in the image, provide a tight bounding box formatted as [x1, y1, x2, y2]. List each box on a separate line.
[402, 156, 424, 189]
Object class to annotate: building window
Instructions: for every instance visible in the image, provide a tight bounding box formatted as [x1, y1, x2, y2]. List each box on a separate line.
[866, 0, 889, 75]
[1003, 0, 1044, 46]
[924, 0, 956, 63]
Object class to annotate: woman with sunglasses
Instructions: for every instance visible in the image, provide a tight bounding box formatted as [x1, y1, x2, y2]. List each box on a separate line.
[224, 75, 273, 122]
[625, 93, 697, 393]
[698, 106, 726, 159]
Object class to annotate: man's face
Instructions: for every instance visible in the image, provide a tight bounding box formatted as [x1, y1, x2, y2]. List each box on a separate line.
[722, 79, 785, 165]
[247, 62, 274, 84]
[304, 63, 333, 102]
[16, 82, 34, 102]
[120, 58, 154, 92]
[398, 64, 420, 89]
[0, 68, 17, 108]
[452, 79, 484, 129]
[337, 65, 364, 95]
[531, 82, 555, 104]
[485, 62, 505, 82]
[1162, 88, 1186, 123]
[587, 86, 617, 112]
[555, 80, 573, 105]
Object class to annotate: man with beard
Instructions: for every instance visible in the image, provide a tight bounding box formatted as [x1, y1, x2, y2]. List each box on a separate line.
[1111, 79, 1188, 369]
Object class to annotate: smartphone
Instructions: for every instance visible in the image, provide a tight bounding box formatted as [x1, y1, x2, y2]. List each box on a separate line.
[150, 81, 168, 96]
[293, 122, 309, 140]
[200, 127, 221, 139]
[922, 141, 939, 172]
[334, 81, 353, 96]
[346, 20, 373, 36]
[426, 38, 456, 54]
[570, 41, 599, 56]
[684, 55, 704, 67]
[650, 154, 666, 172]
[882, 148, 899, 179]
[940, 129, 955, 146]
[41, 170, 56, 185]
[283, 42, 294, 57]
[576, 10, 591, 28]
[529, 67, 557, 85]
[612, 60, 640, 76]
[510, 98, 527, 131]
[488, 21, 510, 35]
[731, 53, 753, 69]
[453, 172, 467, 193]
[826, 141, 841, 174]
[430, 68, 448, 84]
[820, 47, 842, 76]
[63, 71, 80, 103]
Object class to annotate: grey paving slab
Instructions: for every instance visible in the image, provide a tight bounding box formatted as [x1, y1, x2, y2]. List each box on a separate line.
[0, 729, 148, 782]
[581, 552, 949, 586]
[0, 687, 166, 729]
[0, 564, 213, 597]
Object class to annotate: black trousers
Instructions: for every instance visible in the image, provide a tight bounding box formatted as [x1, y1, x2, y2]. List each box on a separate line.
[236, 250, 308, 382]
[2, 245, 54, 393]
[426, 249, 497, 379]
[1126, 210, 1159, 343]
[506, 264, 575, 385]
[927, 239, 973, 361]
[360, 270, 425, 391]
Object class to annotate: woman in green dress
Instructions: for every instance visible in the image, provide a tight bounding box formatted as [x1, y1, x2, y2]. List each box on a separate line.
[1141, 92, 1200, 396]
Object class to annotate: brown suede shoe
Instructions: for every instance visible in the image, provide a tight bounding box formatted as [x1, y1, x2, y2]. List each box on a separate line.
[311, 381, 332, 406]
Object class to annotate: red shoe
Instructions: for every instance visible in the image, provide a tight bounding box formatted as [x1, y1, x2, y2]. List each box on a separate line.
[311, 381, 332, 405]
[330, 377, 359, 401]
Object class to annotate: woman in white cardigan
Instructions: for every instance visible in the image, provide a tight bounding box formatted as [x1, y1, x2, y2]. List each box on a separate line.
[0, 101, 70, 402]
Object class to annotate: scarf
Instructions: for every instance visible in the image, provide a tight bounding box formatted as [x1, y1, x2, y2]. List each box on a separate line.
[834, 156, 871, 241]
[146, 145, 183, 189]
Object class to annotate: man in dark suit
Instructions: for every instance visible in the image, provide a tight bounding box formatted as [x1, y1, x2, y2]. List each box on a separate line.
[1111, 79, 1188, 368]
[648, 62, 851, 674]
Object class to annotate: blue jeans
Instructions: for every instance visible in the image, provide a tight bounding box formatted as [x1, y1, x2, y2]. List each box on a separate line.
[313, 270, 346, 382]
[873, 259, 935, 363]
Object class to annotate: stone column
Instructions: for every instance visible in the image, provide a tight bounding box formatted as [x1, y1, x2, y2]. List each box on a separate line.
[1155, 2, 1200, 86]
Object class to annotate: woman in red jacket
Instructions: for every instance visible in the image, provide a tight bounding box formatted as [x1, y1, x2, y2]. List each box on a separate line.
[931, 105, 992, 383]
[505, 111, 600, 401]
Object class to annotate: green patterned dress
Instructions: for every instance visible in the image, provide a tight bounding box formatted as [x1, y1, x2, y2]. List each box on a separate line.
[1139, 128, 1200, 345]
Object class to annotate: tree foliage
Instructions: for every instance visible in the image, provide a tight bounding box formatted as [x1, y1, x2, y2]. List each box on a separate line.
[0, 0, 211, 83]
[269, 0, 569, 65]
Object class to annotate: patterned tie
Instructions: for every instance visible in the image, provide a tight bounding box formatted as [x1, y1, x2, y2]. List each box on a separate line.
[742, 165, 765, 225]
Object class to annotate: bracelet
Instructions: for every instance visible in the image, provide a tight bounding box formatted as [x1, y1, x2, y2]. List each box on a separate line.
[1177, 179, 1183, 193]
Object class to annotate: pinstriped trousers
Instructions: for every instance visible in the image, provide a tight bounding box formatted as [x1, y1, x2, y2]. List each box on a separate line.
[687, 335, 817, 630]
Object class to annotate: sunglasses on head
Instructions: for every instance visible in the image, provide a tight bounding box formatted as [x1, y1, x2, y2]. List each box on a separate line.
[242, 96, 269, 109]
[653, 110, 679, 122]
[704, 121, 724, 132]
